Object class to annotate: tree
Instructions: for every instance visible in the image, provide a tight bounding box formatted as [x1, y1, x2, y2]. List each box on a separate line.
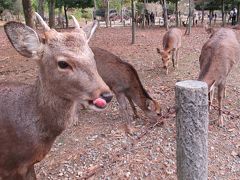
[38, 0, 45, 18]
[162, 0, 169, 30]
[93, 0, 97, 19]
[0, 0, 14, 13]
[105, 0, 109, 27]
[48, 0, 55, 28]
[56, 0, 93, 28]
[131, 0, 136, 44]
[194, 0, 240, 25]
[22, 0, 34, 28]
[187, 0, 192, 34]
[13, 0, 22, 20]
[169, 0, 181, 27]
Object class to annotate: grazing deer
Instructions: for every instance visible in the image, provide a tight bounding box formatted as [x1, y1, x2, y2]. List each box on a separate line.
[91, 47, 161, 125]
[156, 28, 182, 74]
[204, 24, 216, 36]
[0, 13, 112, 179]
[198, 28, 240, 127]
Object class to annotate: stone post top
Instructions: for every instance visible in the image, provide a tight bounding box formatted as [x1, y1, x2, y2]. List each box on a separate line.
[176, 80, 208, 89]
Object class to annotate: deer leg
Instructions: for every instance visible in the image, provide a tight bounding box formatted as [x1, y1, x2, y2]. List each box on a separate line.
[26, 165, 36, 180]
[73, 102, 81, 126]
[217, 85, 225, 127]
[175, 49, 179, 68]
[209, 87, 215, 111]
[224, 86, 227, 98]
[165, 67, 169, 75]
[116, 93, 137, 134]
[172, 51, 175, 69]
[7, 165, 36, 180]
[126, 96, 139, 119]
[115, 93, 131, 124]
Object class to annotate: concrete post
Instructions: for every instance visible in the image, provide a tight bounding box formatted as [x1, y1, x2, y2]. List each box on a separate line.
[175, 80, 209, 180]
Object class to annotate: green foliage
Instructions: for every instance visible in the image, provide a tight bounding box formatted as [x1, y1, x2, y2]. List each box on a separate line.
[68, 8, 92, 20]
[96, 0, 131, 11]
[195, 0, 240, 11]
[138, 0, 159, 2]
[135, 2, 144, 14]
[96, 0, 104, 8]
[110, 0, 121, 11]
[32, 0, 38, 11]
[12, 0, 22, 15]
[81, 8, 92, 19]
[0, 0, 14, 13]
[56, 0, 94, 9]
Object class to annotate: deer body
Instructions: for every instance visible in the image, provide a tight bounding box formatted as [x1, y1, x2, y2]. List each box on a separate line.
[198, 28, 240, 126]
[0, 82, 71, 178]
[157, 28, 182, 74]
[0, 15, 112, 179]
[91, 47, 161, 124]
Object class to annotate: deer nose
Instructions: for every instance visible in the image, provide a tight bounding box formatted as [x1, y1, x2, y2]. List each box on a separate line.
[100, 92, 113, 103]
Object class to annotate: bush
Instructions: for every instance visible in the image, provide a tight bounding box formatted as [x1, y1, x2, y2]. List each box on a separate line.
[81, 8, 92, 19]
[71, 8, 92, 20]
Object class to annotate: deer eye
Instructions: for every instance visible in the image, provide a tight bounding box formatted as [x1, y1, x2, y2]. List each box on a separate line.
[58, 61, 70, 69]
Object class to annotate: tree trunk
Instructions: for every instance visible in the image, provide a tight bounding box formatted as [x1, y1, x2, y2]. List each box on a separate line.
[143, 0, 146, 28]
[163, 0, 169, 30]
[176, 80, 209, 180]
[38, 0, 45, 19]
[64, 5, 68, 28]
[120, 0, 123, 22]
[175, 1, 179, 27]
[105, 0, 109, 27]
[222, 0, 225, 27]
[22, 0, 34, 28]
[48, 0, 55, 28]
[209, 10, 212, 26]
[237, 3, 240, 24]
[131, 0, 136, 44]
[93, 0, 97, 20]
[201, 1, 204, 24]
[186, 0, 192, 35]
[58, 6, 64, 28]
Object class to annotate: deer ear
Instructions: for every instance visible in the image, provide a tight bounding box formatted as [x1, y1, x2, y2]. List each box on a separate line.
[82, 20, 98, 42]
[156, 48, 162, 54]
[4, 22, 41, 58]
[152, 100, 162, 116]
[147, 99, 162, 116]
[146, 99, 152, 110]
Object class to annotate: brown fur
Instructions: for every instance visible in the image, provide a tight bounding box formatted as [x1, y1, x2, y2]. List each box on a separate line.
[0, 18, 112, 179]
[198, 28, 240, 126]
[91, 47, 161, 124]
[204, 24, 216, 38]
[156, 28, 182, 74]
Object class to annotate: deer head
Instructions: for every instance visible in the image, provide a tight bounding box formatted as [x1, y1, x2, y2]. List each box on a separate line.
[4, 13, 113, 110]
[146, 99, 162, 117]
[156, 48, 173, 74]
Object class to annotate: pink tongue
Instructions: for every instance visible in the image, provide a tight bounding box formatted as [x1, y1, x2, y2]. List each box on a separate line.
[93, 98, 107, 108]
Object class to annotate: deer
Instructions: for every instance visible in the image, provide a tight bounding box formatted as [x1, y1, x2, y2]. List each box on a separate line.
[0, 13, 113, 179]
[156, 28, 182, 75]
[198, 28, 240, 127]
[88, 47, 162, 129]
[204, 23, 216, 36]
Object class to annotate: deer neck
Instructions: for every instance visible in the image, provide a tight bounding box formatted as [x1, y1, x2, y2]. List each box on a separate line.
[35, 79, 76, 141]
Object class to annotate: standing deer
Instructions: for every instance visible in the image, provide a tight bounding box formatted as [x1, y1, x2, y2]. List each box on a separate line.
[198, 28, 240, 127]
[0, 13, 112, 179]
[156, 28, 182, 74]
[92, 47, 161, 125]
